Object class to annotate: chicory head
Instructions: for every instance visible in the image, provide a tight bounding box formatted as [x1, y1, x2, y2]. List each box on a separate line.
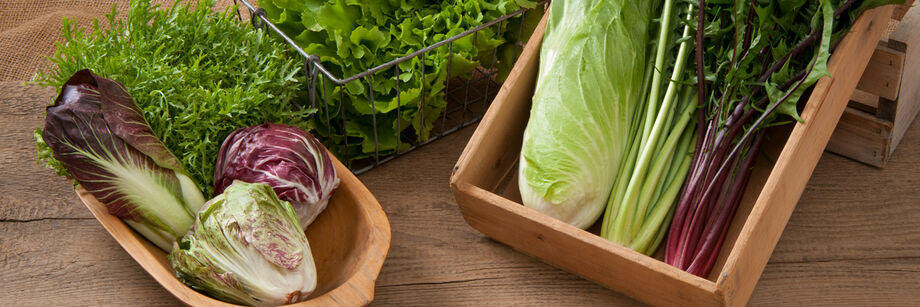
[42, 69, 205, 251]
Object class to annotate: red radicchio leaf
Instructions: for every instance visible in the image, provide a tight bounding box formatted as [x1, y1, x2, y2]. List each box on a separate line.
[214, 123, 340, 229]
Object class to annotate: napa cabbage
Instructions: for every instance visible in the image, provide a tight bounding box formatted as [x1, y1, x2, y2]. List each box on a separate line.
[518, 0, 658, 229]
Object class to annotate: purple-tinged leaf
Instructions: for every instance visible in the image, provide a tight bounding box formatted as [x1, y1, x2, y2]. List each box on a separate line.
[214, 123, 340, 229]
[41, 69, 204, 251]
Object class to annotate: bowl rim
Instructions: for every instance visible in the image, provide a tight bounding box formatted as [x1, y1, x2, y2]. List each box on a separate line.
[76, 154, 391, 307]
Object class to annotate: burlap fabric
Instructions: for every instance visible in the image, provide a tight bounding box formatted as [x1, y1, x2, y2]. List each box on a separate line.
[0, 0, 242, 82]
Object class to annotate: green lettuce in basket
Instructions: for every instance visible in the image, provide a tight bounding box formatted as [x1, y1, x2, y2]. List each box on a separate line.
[258, 0, 543, 160]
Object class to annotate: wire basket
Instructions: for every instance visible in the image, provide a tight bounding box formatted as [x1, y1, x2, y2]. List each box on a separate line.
[232, 0, 545, 174]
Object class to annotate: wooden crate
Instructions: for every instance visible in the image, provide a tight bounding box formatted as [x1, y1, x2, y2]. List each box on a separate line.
[450, 5, 894, 307]
[828, 2, 920, 167]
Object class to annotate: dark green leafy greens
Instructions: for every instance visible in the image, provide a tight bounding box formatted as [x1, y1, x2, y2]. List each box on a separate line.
[42, 69, 205, 252]
[258, 0, 540, 159]
[34, 0, 312, 198]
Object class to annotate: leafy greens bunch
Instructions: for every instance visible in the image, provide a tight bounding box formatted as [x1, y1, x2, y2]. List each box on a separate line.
[259, 0, 539, 159]
[664, 0, 902, 277]
[34, 0, 312, 198]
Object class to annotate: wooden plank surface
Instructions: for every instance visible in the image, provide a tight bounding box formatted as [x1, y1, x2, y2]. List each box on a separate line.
[855, 44, 903, 102]
[827, 107, 893, 167]
[831, 3, 920, 168]
[1, 80, 919, 306]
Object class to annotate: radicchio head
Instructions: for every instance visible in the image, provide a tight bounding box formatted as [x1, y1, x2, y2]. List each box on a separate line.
[214, 123, 339, 229]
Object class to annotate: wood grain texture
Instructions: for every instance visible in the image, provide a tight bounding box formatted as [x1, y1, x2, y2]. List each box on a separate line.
[830, 4, 920, 168]
[849, 88, 880, 112]
[0, 219, 180, 306]
[1, 84, 919, 306]
[0, 82, 88, 221]
[362, 127, 645, 307]
[856, 44, 903, 101]
[827, 107, 892, 167]
[2, 10, 920, 307]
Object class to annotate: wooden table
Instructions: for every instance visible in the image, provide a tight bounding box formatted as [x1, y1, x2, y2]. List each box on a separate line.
[2, 81, 918, 306]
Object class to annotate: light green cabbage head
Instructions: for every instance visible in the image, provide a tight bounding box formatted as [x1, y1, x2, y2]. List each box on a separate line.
[519, 0, 656, 229]
[169, 181, 317, 306]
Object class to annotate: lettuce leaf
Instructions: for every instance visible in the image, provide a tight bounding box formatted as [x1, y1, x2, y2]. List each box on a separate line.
[260, 0, 538, 159]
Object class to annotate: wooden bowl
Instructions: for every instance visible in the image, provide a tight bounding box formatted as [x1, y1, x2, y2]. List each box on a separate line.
[76, 156, 391, 306]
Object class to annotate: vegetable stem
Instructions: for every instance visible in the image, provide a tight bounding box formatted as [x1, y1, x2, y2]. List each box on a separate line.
[663, 0, 887, 277]
[602, 2, 697, 251]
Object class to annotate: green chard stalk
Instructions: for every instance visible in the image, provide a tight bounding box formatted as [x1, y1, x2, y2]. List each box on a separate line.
[600, 1, 698, 256]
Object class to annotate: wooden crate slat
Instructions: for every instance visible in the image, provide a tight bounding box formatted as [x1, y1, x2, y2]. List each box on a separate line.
[832, 2, 920, 167]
